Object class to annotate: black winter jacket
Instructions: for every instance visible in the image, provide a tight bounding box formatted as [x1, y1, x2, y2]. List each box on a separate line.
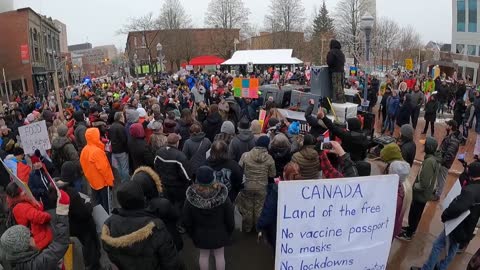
[326, 40, 346, 73]
[203, 112, 223, 142]
[154, 146, 191, 188]
[400, 139, 416, 167]
[228, 130, 256, 162]
[101, 209, 180, 270]
[183, 184, 234, 249]
[182, 133, 211, 177]
[439, 130, 463, 169]
[207, 157, 244, 201]
[442, 181, 480, 245]
[109, 121, 129, 154]
[305, 104, 327, 139]
[269, 145, 292, 178]
[74, 121, 88, 153]
[128, 137, 148, 171]
[321, 116, 368, 162]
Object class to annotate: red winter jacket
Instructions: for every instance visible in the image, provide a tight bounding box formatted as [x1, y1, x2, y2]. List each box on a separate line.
[8, 195, 53, 250]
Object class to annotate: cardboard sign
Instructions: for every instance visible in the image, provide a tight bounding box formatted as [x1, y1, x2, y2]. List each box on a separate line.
[18, 120, 51, 155]
[441, 181, 470, 235]
[275, 175, 398, 270]
[233, 78, 259, 98]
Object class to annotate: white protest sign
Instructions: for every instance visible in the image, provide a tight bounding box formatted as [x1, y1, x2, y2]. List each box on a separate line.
[275, 175, 398, 270]
[18, 120, 51, 155]
[441, 180, 470, 236]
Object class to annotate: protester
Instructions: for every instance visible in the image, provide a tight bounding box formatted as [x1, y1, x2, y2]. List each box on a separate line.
[80, 128, 114, 212]
[28, 151, 56, 210]
[422, 94, 439, 136]
[132, 166, 183, 251]
[202, 104, 223, 142]
[434, 120, 463, 201]
[409, 84, 424, 129]
[101, 181, 180, 270]
[291, 134, 320, 179]
[51, 124, 79, 172]
[183, 166, 234, 270]
[176, 108, 195, 149]
[228, 117, 256, 162]
[269, 133, 293, 178]
[109, 111, 130, 183]
[0, 188, 70, 269]
[398, 124, 416, 167]
[214, 121, 236, 146]
[412, 162, 480, 270]
[236, 135, 275, 232]
[73, 111, 88, 152]
[128, 122, 148, 171]
[182, 123, 211, 179]
[397, 137, 440, 241]
[327, 39, 346, 103]
[57, 162, 101, 269]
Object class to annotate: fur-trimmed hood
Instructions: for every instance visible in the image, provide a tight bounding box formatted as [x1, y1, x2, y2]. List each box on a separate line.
[186, 184, 228, 210]
[133, 166, 163, 193]
[101, 221, 156, 248]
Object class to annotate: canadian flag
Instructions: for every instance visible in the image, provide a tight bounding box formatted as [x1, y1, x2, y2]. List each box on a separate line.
[323, 130, 330, 142]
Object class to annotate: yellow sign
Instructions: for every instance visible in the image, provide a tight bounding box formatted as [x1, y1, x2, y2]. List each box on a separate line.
[405, 59, 413, 71]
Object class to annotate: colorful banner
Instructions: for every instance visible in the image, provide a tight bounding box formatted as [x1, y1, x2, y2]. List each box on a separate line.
[20, 44, 29, 63]
[233, 78, 259, 98]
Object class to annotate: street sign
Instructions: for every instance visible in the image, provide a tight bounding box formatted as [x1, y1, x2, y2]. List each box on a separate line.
[405, 59, 414, 71]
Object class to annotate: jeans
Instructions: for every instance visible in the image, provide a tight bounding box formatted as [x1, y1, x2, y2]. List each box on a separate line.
[383, 115, 395, 133]
[111, 152, 129, 183]
[93, 187, 110, 214]
[421, 230, 459, 270]
[406, 199, 426, 237]
[435, 166, 449, 197]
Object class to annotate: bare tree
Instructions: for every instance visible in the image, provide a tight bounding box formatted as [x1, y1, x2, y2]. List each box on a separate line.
[117, 12, 158, 34]
[334, 0, 374, 66]
[266, 0, 305, 32]
[394, 25, 422, 63]
[205, 0, 250, 29]
[374, 17, 400, 71]
[157, 0, 191, 30]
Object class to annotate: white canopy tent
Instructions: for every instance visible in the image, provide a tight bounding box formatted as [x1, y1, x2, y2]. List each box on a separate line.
[221, 49, 303, 65]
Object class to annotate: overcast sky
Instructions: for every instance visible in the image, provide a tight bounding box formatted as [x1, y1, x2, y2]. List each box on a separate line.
[14, 0, 452, 50]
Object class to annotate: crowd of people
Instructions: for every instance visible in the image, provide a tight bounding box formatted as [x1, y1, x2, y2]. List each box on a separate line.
[0, 40, 478, 270]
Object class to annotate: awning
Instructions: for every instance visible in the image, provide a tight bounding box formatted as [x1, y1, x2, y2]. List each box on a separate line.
[189, 55, 225, 66]
[221, 49, 303, 65]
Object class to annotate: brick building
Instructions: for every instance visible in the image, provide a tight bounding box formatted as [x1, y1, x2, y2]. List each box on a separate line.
[125, 28, 240, 73]
[0, 8, 63, 97]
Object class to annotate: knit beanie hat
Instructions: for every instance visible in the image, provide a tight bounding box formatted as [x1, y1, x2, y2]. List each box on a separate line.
[389, 160, 411, 183]
[57, 124, 68, 137]
[125, 109, 140, 124]
[251, 120, 262, 135]
[1, 225, 31, 253]
[468, 162, 480, 178]
[130, 123, 145, 139]
[400, 124, 414, 141]
[61, 161, 79, 183]
[117, 181, 145, 210]
[303, 134, 316, 146]
[220, 121, 235, 135]
[256, 135, 270, 148]
[380, 143, 404, 163]
[238, 117, 250, 130]
[196, 166, 215, 185]
[73, 111, 85, 122]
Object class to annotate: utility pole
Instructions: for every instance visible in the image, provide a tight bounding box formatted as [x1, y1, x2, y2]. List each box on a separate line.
[2, 68, 10, 103]
[53, 55, 64, 119]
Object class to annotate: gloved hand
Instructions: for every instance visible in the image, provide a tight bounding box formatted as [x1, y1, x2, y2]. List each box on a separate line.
[56, 190, 70, 216]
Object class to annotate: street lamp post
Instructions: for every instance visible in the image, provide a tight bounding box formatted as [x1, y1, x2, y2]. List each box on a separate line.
[133, 53, 138, 79]
[360, 13, 375, 112]
[156, 43, 164, 74]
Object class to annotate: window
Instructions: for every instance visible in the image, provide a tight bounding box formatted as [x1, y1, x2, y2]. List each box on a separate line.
[458, 0, 466, 32]
[469, 0, 477, 32]
[457, 44, 465, 54]
[33, 29, 37, 41]
[468, 45, 477, 55]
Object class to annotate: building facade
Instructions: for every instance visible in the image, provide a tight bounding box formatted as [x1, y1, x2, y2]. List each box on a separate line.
[126, 28, 240, 74]
[0, 8, 64, 97]
[452, 0, 480, 81]
[54, 20, 68, 53]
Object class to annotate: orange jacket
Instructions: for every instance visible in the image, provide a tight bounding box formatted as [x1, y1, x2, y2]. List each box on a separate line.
[80, 128, 114, 190]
